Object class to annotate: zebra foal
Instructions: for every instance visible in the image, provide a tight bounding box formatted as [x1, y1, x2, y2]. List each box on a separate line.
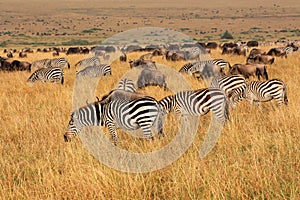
[27, 67, 64, 86]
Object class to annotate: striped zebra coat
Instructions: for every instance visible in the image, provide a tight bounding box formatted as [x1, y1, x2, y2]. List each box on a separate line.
[179, 59, 230, 76]
[49, 57, 70, 69]
[75, 57, 101, 69]
[117, 78, 136, 92]
[76, 64, 111, 78]
[159, 88, 229, 124]
[27, 67, 64, 86]
[244, 79, 288, 106]
[64, 90, 163, 144]
[210, 75, 247, 108]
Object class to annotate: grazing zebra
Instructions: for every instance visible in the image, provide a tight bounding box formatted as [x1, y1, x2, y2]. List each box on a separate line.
[75, 56, 101, 69]
[117, 78, 136, 92]
[244, 79, 288, 106]
[31, 59, 51, 69]
[76, 64, 111, 78]
[159, 88, 229, 124]
[27, 67, 64, 86]
[210, 75, 247, 108]
[64, 90, 163, 144]
[49, 57, 70, 69]
[179, 59, 229, 75]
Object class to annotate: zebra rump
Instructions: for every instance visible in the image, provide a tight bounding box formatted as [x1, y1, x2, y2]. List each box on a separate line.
[159, 88, 229, 124]
[117, 78, 136, 92]
[245, 79, 288, 106]
[76, 64, 112, 78]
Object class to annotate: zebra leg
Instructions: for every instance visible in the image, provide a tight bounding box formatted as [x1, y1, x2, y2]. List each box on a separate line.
[107, 123, 118, 146]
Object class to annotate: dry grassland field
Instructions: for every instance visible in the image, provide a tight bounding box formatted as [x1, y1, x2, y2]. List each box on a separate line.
[0, 0, 300, 199]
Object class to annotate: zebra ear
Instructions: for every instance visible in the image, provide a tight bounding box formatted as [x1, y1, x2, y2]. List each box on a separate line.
[96, 96, 100, 101]
[70, 112, 74, 117]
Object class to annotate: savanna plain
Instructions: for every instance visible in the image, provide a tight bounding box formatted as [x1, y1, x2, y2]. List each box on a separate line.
[0, 0, 300, 199]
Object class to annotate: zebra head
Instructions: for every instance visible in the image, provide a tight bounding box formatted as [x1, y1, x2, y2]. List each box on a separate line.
[64, 112, 82, 142]
[27, 71, 39, 86]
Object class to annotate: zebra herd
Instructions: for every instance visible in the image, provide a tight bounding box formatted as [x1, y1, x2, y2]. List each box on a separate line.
[26, 56, 112, 85]
[64, 75, 288, 144]
[5, 44, 289, 147]
[61, 44, 291, 147]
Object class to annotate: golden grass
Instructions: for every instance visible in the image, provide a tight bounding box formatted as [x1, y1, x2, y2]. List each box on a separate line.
[0, 48, 299, 199]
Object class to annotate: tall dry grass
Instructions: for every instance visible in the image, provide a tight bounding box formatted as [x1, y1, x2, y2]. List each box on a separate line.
[0, 48, 299, 199]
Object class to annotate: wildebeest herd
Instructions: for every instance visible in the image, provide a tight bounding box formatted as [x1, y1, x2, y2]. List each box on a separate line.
[0, 40, 298, 147]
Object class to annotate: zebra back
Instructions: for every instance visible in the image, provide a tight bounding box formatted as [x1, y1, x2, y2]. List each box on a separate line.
[32, 59, 51, 69]
[27, 67, 64, 85]
[117, 78, 136, 92]
[75, 56, 101, 69]
[76, 64, 111, 78]
[49, 57, 70, 69]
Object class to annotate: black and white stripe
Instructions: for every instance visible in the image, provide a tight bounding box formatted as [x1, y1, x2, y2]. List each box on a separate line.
[64, 90, 163, 144]
[27, 67, 64, 85]
[179, 59, 229, 75]
[31, 59, 51, 69]
[76, 64, 111, 78]
[159, 88, 229, 124]
[244, 79, 288, 106]
[117, 78, 136, 92]
[283, 46, 294, 57]
[75, 56, 101, 69]
[210, 75, 247, 108]
[49, 57, 70, 69]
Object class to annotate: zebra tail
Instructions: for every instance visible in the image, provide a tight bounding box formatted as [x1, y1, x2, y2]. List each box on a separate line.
[154, 103, 164, 137]
[67, 62, 70, 69]
[61, 75, 64, 85]
[263, 66, 269, 80]
[283, 85, 288, 105]
[223, 95, 230, 123]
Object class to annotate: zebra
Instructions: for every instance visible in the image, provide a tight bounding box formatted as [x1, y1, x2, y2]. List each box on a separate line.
[49, 57, 70, 69]
[76, 64, 112, 78]
[159, 88, 229, 124]
[117, 78, 136, 92]
[283, 46, 294, 57]
[209, 75, 247, 108]
[75, 56, 101, 69]
[179, 59, 229, 76]
[31, 59, 51, 69]
[27, 67, 64, 86]
[244, 79, 288, 106]
[64, 90, 163, 144]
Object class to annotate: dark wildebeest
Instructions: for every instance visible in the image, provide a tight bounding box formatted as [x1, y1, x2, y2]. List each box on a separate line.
[19, 52, 27, 58]
[129, 59, 156, 69]
[233, 46, 247, 56]
[206, 42, 218, 49]
[52, 50, 59, 57]
[267, 48, 286, 58]
[221, 46, 235, 55]
[229, 63, 268, 80]
[7, 52, 13, 58]
[137, 69, 167, 89]
[165, 50, 174, 61]
[246, 40, 259, 47]
[119, 52, 127, 62]
[0, 59, 12, 71]
[66, 47, 81, 55]
[171, 52, 185, 61]
[11, 60, 31, 72]
[251, 55, 275, 65]
[81, 47, 90, 54]
[201, 63, 225, 79]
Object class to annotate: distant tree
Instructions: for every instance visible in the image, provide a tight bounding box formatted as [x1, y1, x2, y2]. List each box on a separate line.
[221, 30, 234, 39]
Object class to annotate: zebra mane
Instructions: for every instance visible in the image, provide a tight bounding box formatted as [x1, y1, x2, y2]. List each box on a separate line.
[100, 89, 149, 104]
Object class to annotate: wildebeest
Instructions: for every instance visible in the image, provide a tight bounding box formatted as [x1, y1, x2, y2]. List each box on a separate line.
[52, 50, 59, 57]
[246, 40, 259, 47]
[267, 48, 286, 58]
[171, 52, 185, 61]
[0, 59, 12, 71]
[233, 46, 247, 56]
[119, 53, 127, 62]
[129, 59, 156, 69]
[201, 63, 225, 79]
[10, 60, 31, 72]
[7, 51, 13, 58]
[228, 63, 268, 80]
[19, 52, 27, 58]
[206, 42, 218, 49]
[66, 47, 81, 55]
[249, 55, 275, 65]
[137, 69, 167, 89]
[248, 48, 266, 58]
